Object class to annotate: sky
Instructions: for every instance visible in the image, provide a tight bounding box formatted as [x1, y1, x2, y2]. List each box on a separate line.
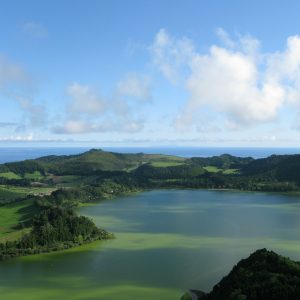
[2, 0, 300, 147]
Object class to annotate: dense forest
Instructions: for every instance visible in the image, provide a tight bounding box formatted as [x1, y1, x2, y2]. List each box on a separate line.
[182, 249, 300, 300]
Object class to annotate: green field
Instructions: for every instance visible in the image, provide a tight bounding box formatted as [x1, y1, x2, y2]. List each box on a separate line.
[0, 172, 22, 179]
[0, 171, 44, 181]
[24, 171, 44, 180]
[0, 185, 56, 204]
[203, 166, 222, 173]
[223, 168, 239, 174]
[0, 200, 34, 242]
[124, 155, 186, 170]
[0, 186, 27, 203]
[150, 161, 185, 167]
[148, 155, 186, 168]
[203, 166, 239, 174]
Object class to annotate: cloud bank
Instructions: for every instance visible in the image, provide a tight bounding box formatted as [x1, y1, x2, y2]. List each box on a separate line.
[117, 74, 151, 101]
[54, 74, 151, 134]
[151, 29, 300, 130]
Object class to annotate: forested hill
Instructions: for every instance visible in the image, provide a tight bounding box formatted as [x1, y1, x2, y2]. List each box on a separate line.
[241, 154, 300, 183]
[0, 193, 113, 261]
[0, 148, 187, 175]
[1, 149, 300, 195]
[182, 249, 300, 300]
[1, 148, 299, 176]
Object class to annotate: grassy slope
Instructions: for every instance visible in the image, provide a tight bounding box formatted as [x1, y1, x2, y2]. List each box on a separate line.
[35, 150, 188, 172]
[150, 161, 185, 167]
[35, 150, 144, 172]
[0, 185, 56, 204]
[203, 166, 221, 173]
[0, 149, 189, 176]
[23, 171, 43, 180]
[0, 185, 27, 203]
[203, 166, 239, 174]
[0, 171, 44, 181]
[149, 155, 186, 168]
[0, 172, 22, 179]
[223, 168, 239, 174]
[0, 200, 35, 242]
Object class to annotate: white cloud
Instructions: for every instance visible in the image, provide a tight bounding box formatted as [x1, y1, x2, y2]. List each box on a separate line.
[53, 119, 143, 134]
[0, 55, 47, 128]
[0, 133, 33, 141]
[266, 36, 300, 81]
[22, 22, 48, 38]
[151, 28, 195, 83]
[266, 35, 300, 106]
[117, 74, 151, 101]
[53, 120, 91, 134]
[67, 83, 106, 114]
[151, 29, 300, 130]
[183, 45, 284, 126]
[54, 81, 147, 134]
[216, 28, 235, 48]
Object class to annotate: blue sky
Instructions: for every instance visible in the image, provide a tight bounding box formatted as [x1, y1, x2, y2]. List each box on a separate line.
[2, 0, 300, 146]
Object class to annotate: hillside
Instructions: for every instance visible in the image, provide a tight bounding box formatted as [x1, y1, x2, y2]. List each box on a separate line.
[190, 154, 254, 169]
[185, 249, 300, 300]
[241, 154, 300, 183]
[0, 149, 187, 176]
[1, 150, 300, 205]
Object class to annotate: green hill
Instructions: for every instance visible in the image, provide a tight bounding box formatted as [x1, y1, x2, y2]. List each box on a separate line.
[2, 149, 300, 193]
[186, 249, 300, 300]
[241, 154, 300, 184]
[0, 149, 188, 176]
[190, 154, 254, 169]
[36, 149, 146, 174]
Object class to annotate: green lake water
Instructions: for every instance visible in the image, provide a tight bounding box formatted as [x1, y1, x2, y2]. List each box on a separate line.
[2, 189, 300, 299]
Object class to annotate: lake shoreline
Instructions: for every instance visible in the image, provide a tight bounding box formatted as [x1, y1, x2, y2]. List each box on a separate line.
[2, 186, 300, 262]
[3, 189, 300, 299]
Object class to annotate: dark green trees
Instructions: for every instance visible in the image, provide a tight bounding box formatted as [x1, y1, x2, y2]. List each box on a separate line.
[192, 249, 300, 300]
[0, 204, 112, 261]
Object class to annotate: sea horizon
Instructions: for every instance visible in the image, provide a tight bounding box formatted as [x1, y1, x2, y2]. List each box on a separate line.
[1, 146, 300, 164]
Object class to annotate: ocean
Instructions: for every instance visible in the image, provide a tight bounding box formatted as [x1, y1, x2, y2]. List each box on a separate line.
[0, 146, 300, 164]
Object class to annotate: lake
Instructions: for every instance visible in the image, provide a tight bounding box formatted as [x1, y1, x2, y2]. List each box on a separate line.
[1, 189, 300, 299]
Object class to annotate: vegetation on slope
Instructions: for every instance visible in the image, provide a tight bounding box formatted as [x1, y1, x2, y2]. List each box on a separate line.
[0, 195, 112, 260]
[2, 149, 300, 261]
[2, 149, 300, 206]
[190, 154, 254, 169]
[0, 200, 35, 243]
[185, 249, 300, 300]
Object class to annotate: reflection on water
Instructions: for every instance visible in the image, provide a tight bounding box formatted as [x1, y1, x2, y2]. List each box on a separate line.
[1, 189, 300, 300]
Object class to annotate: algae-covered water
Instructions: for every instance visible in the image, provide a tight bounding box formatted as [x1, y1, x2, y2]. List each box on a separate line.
[2, 189, 300, 300]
